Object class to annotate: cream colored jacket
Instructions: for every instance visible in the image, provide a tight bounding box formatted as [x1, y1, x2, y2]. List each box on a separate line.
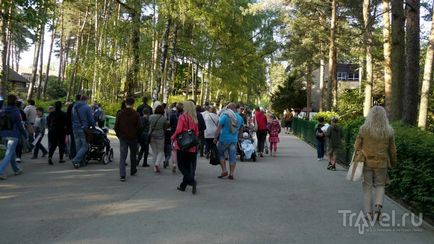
[354, 130, 397, 169]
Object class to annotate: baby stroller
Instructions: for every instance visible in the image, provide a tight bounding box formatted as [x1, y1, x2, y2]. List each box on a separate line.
[85, 127, 114, 164]
[238, 128, 257, 162]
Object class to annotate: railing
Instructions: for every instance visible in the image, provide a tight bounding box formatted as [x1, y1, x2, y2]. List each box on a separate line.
[292, 118, 354, 166]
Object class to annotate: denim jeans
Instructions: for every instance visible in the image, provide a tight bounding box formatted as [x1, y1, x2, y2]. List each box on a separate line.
[33, 132, 47, 157]
[119, 139, 138, 177]
[72, 129, 88, 165]
[218, 142, 237, 164]
[316, 139, 325, 158]
[0, 137, 20, 175]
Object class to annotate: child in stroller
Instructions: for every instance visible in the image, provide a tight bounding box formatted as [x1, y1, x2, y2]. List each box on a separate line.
[238, 127, 257, 162]
[85, 127, 114, 164]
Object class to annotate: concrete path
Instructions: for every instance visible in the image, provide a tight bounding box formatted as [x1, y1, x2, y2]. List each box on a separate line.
[0, 133, 433, 244]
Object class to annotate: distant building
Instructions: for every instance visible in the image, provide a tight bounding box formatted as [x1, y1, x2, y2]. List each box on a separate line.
[311, 63, 361, 111]
[2, 67, 30, 93]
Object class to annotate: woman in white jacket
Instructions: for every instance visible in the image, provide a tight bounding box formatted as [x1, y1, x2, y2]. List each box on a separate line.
[202, 106, 219, 158]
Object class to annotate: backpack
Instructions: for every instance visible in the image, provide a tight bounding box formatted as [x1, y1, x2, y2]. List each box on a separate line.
[315, 125, 325, 139]
[0, 111, 14, 131]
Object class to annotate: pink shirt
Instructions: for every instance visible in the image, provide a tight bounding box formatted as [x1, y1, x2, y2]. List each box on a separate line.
[171, 113, 199, 153]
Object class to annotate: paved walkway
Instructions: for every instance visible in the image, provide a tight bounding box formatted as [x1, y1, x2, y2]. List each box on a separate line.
[0, 133, 433, 244]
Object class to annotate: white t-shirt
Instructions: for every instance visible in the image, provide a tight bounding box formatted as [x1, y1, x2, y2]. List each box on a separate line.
[24, 105, 37, 124]
[202, 111, 219, 139]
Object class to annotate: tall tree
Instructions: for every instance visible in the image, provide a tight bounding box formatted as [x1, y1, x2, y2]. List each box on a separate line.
[43, 20, 56, 99]
[328, 0, 338, 111]
[0, 0, 11, 97]
[418, 5, 434, 129]
[390, 0, 405, 120]
[402, 0, 420, 125]
[363, 0, 373, 117]
[382, 0, 393, 116]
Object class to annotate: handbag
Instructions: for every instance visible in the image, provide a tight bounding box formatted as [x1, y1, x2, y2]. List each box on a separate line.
[176, 115, 198, 151]
[209, 144, 220, 165]
[75, 106, 94, 143]
[346, 150, 365, 182]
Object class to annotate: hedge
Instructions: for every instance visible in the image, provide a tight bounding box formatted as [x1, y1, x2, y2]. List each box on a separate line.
[292, 118, 434, 221]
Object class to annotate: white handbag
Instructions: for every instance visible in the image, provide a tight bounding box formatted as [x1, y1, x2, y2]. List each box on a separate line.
[346, 151, 364, 182]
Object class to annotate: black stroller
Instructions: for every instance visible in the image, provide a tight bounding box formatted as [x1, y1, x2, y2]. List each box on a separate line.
[85, 127, 114, 164]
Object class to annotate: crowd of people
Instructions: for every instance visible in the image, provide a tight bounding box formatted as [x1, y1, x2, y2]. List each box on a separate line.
[0, 94, 282, 194]
[0, 94, 398, 219]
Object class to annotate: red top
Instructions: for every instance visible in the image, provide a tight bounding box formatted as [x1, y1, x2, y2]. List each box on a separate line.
[171, 113, 199, 153]
[255, 111, 268, 131]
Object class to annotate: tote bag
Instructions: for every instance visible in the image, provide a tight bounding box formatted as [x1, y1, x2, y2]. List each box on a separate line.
[346, 151, 364, 182]
[176, 115, 198, 151]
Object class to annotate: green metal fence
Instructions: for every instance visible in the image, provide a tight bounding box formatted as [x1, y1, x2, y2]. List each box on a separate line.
[105, 115, 116, 129]
[292, 118, 355, 166]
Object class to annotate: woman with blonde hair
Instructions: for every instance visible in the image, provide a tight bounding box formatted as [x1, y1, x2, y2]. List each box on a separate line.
[354, 106, 397, 221]
[171, 101, 199, 194]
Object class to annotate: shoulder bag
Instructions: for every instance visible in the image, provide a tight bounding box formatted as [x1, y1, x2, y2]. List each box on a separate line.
[176, 114, 198, 151]
[346, 150, 365, 182]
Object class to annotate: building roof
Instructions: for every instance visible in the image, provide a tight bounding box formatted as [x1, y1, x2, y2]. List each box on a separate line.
[3, 67, 30, 83]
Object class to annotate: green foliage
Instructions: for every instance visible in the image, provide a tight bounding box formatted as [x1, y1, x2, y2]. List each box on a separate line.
[336, 89, 363, 120]
[312, 111, 340, 123]
[270, 74, 306, 115]
[388, 123, 434, 220]
[46, 77, 67, 100]
[0, 147, 5, 159]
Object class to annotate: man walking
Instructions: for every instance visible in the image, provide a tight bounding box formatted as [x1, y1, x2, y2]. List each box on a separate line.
[214, 103, 243, 180]
[115, 97, 142, 182]
[47, 101, 67, 164]
[24, 99, 37, 148]
[137, 96, 153, 116]
[71, 95, 95, 169]
[0, 95, 27, 180]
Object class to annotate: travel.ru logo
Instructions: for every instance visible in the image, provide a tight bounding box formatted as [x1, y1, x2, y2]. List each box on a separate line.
[338, 210, 423, 234]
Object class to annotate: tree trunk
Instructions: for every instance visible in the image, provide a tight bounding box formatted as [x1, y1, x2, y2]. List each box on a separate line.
[382, 0, 393, 116]
[402, 0, 420, 125]
[27, 29, 42, 100]
[58, 4, 64, 85]
[306, 63, 313, 109]
[319, 58, 325, 111]
[363, 0, 373, 117]
[390, 0, 405, 120]
[418, 6, 434, 129]
[43, 23, 56, 99]
[160, 17, 172, 102]
[67, 10, 88, 101]
[0, 0, 10, 97]
[126, 1, 141, 97]
[37, 25, 45, 99]
[328, 0, 338, 111]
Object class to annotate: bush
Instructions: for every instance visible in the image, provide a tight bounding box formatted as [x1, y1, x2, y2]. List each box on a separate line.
[312, 111, 340, 123]
[388, 123, 434, 220]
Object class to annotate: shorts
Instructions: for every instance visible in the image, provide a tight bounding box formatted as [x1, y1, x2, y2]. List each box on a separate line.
[327, 147, 341, 159]
[218, 142, 237, 164]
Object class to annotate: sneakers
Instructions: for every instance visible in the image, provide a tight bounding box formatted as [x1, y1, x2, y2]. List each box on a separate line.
[327, 163, 336, 171]
[73, 163, 80, 169]
[48, 158, 54, 165]
[142, 163, 150, 167]
[16, 158, 21, 163]
[131, 169, 138, 176]
[14, 169, 23, 176]
[120, 176, 126, 182]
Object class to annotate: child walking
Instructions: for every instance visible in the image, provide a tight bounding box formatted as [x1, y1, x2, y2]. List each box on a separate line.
[268, 115, 281, 157]
[31, 107, 47, 159]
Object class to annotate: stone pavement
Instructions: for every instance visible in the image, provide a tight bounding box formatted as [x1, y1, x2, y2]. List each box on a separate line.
[0, 133, 433, 244]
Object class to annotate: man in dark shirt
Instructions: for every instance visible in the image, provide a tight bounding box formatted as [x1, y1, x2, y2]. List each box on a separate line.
[115, 97, 142, 182]
[137, 96, 153, 116]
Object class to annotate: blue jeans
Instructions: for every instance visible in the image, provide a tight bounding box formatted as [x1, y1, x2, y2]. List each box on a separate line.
[119, 139, 138, 177]
[0, 137, 20, 175]
[218, 142, 237, 164]
[317, 139, 325, 158]
[72, 129, 88, 165]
